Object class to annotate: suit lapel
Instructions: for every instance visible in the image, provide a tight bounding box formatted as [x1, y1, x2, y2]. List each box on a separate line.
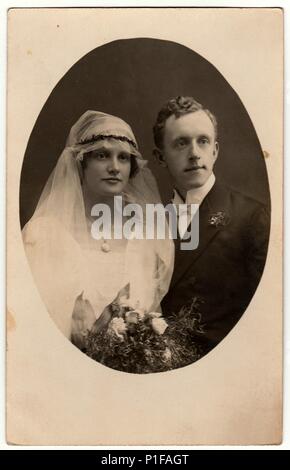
[170, 182, 232, 288]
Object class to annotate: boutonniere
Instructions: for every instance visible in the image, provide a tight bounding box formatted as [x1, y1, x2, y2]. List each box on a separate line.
[208, 211, 230, 227]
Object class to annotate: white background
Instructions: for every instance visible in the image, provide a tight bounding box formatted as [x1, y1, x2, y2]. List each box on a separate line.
[0, 0, 289, 450]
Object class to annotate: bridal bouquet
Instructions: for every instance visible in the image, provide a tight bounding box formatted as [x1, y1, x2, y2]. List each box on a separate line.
[83, 294, 205, 373]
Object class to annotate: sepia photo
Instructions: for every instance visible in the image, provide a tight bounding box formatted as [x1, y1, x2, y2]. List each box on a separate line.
[7, 8, 283, 445]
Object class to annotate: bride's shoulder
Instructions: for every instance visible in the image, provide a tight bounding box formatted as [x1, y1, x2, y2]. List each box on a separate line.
[22, 216, 75, 247]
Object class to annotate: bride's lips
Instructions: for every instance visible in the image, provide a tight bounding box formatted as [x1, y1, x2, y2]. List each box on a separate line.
[102, 177, 122, 184]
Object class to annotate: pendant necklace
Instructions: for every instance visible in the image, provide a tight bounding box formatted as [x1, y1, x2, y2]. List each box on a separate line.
[86, 215, 111, 253]
[101, 238, 111, 253]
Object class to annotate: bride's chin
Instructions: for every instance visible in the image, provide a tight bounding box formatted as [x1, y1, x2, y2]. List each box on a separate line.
[95, 191, 124, 201]
[100, 182, 126, 195]
[102, 188, 124, 197]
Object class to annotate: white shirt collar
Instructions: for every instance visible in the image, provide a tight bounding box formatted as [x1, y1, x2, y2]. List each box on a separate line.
[172, 173, 216, 206]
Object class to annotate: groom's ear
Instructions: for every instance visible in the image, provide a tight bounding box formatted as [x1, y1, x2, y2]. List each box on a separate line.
[213, 141, 219, 162]
[153, 148, 167, 168]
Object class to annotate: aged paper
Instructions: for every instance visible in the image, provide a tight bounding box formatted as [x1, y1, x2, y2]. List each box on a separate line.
[7, 8, 283, 445]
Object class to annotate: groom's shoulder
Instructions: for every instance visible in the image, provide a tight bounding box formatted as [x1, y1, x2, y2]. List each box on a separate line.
[201, 180, 270, 238]
[210, 180, 269, 216]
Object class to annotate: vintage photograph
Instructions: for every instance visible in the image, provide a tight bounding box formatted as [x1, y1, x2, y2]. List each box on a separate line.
[7, 8, 283, 445]
[20, 37, 270, 373]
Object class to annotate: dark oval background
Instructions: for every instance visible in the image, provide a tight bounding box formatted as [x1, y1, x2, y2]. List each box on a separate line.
[20, 38, 270, 228]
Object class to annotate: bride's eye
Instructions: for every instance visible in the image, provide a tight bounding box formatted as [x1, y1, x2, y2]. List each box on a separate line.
[118, 153, 131, 162]
[94, 151, 107, 160]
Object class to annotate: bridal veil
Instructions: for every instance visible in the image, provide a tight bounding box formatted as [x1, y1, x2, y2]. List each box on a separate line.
[22, 111, 174, 338]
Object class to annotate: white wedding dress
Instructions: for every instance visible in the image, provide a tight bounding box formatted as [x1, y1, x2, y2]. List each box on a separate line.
[23, 216, 167, 339]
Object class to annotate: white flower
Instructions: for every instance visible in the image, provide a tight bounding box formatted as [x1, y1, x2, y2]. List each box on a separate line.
[147, 311, 162, 319]
[134, 308, 146, 321]
[163, 347, 172, 361]
[151, 317, 168, 335]
[145, 349, 152, 357]
[108, 317, 127, 338]
[125, 311, 138, 324]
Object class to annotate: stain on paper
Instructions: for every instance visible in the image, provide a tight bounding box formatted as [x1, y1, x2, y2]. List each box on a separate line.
[7, 310, 16, 332]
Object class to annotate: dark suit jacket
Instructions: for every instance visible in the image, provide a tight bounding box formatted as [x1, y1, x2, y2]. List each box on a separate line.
[161, 181, 270, 353]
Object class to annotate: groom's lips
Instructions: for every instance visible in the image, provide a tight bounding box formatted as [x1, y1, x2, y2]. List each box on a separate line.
[184, 165, 205, 172]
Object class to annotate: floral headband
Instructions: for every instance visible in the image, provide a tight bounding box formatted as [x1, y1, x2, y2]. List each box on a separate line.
[68, 133, 146, 169]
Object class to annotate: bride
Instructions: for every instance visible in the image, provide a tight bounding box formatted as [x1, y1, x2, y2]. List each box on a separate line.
[22, 110, 174, 350]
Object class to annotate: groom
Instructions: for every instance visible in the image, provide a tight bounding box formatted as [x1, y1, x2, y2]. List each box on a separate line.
[153, 96, 270, 354]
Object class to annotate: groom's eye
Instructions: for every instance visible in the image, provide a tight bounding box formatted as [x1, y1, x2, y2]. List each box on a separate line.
[174, 138, 188, 149]
[198, 136, 210, 145]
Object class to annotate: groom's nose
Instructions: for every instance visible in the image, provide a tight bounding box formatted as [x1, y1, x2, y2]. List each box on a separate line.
[188, 140, 200, 160]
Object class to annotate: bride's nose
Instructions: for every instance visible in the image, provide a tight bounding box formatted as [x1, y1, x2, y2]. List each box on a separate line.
[107, 155, 120, 173]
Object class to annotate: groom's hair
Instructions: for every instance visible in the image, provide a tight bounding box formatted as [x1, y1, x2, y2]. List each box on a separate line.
[153, 96, 218, 149]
